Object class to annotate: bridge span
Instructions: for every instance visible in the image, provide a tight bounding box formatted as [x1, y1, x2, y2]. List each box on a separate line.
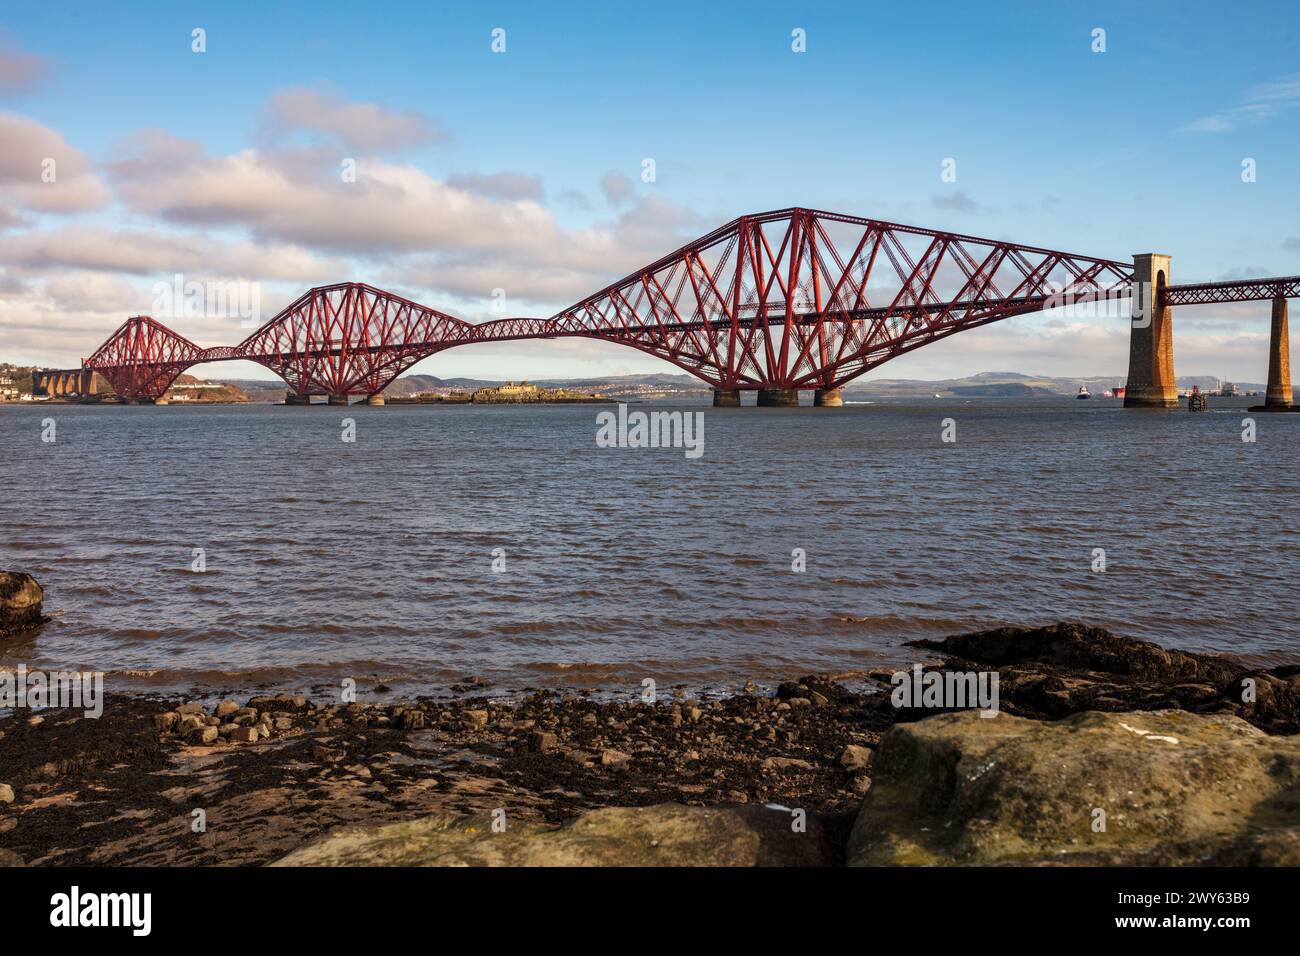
[73, 207, 1296, 410]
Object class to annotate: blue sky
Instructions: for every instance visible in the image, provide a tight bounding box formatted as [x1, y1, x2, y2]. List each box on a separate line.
[2, 0, 1297, 382]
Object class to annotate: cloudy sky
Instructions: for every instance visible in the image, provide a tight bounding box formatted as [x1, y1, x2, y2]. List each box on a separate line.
[1, 1, 1297, 383]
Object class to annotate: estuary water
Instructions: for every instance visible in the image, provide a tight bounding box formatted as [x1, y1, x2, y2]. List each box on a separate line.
[1, 396, 1296, 697]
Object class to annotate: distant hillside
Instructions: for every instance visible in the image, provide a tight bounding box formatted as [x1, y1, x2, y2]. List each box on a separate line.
[215, 371, 708, 400]
[949, 382, 1055, 397]
[843, 371, 1266, 397]
[213, 369, 1267, 401]
[384, 374, 498, 396]
[0, 363, 35, 394]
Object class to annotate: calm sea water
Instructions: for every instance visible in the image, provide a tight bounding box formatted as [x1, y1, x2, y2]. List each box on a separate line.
[1, 396, 1296, 697]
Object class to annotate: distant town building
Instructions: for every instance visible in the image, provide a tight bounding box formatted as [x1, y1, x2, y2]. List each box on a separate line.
[470, 380, 598, 403]
[482, 381, 540, 399]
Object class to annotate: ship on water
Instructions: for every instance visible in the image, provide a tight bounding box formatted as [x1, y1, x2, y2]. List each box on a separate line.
[1076, 384, 1091, 399]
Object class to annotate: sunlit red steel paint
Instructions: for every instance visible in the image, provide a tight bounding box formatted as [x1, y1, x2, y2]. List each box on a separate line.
[83, 208, 1293, 401]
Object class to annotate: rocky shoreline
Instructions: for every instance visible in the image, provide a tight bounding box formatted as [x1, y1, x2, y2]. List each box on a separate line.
[2, 622, 1299, 866]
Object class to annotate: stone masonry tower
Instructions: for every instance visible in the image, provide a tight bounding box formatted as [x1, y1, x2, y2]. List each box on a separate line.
[1265, 295, 1292, 407]
[1124, 253, 1178, 408]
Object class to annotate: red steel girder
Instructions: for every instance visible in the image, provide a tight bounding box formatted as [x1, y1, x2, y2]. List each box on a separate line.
[86, 207, 1298, 400]
[545, 207, 1134, 390]
[84, 316, 207, 401]
[236, 282, 471, 395]
[1162, 276, 1300, 307]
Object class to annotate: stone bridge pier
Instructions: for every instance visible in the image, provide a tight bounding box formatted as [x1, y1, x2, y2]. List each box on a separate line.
[1251, 295, 1294, 412]
[1124, 253, 1178, 408]
[32, 368, 105, 399]
[1264, 296, 1292, 407]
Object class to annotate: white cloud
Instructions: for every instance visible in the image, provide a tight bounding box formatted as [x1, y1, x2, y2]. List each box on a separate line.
[1182, 72, 1300, 133]
[106, 129, 703, 308]
[600, 170, 634, 205]
[0, 41, 49, 96]
[264, 85, 445, 152]
[0, 225, 345, 281]
[41, 272, 143, 313]
[445, 171, 544, 201]
[932, 190, 989, 215]
[111, 140, 557, 254]
[0, 112, 108, 212]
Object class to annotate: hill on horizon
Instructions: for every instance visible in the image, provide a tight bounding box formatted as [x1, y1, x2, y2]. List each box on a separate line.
[211, 369, 1266, 399]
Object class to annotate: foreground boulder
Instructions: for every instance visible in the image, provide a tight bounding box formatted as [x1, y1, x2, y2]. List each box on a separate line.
[848, 708, 1300, 866]
[273, 803, 834, 867]
[0, 572, 46, 636]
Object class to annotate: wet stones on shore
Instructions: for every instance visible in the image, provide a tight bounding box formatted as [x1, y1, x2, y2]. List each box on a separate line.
[155, 695, 311, 747]
[145, 678, 889, 822]
[4, 620, 1300, 866]
[0, 671, 887, 864]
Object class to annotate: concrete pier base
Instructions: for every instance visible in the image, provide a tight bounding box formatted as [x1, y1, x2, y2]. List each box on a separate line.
[1265, 296, 1292, 408]
[328, 394, 350, 406]
[712, 388, 741, 407]
[365, 393, 386, 406]
[813, 388, 843, 407]
[285, 391, 311, 405]
[756, 388, 799, 407]
[1123, 253, 1179, 408]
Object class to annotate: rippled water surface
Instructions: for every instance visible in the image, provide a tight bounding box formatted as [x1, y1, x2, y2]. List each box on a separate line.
[2, 397, 1296, 696]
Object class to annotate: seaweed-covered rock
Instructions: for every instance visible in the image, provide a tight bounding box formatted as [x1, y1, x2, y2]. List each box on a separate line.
[906, 622, 1300, 734]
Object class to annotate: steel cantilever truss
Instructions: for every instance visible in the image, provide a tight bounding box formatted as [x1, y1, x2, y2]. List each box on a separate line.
[1161, 275, 1300, 307]
[84, 207, 1137, 401]
[84, 316, 209, 402]
[236, 283, 470, 397]
[545, 208, 1133, 390]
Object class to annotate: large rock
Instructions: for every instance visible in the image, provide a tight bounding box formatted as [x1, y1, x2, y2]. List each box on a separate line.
[273, 803, 833, 867]
[913, 622, 1240, 681]
[848, 708, 1300, 866]
[905, 622, 1300, 734]
[0, 572, 46, 636]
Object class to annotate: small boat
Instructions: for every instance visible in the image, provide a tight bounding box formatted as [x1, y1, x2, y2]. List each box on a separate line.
[933, 393, 941, 399]
[1076, 385, 1091, 399]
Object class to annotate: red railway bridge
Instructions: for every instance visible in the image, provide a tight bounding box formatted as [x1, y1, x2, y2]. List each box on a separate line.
[78, 207, 1296, 409]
